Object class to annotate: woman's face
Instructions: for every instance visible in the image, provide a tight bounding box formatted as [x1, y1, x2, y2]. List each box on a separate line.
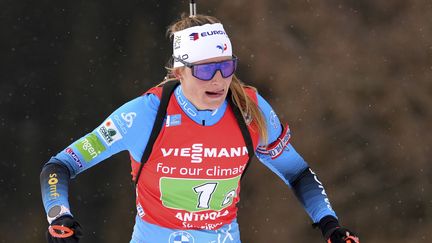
[176, 56, 233, 110]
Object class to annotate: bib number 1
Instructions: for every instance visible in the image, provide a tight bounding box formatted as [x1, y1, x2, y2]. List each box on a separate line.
[193, 183, 217, 209]
[160, 177, 240, 212]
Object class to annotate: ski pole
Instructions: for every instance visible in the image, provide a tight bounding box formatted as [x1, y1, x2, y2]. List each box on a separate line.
[190, 0, 196, 17]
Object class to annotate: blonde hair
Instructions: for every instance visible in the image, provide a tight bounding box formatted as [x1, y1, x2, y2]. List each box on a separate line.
[160, 14, 268, 144]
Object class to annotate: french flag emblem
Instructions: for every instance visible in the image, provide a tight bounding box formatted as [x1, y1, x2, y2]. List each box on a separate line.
[216, 43, 228, 53]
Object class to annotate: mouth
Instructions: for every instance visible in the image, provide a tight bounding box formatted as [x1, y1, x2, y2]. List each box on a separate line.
[205, 89, 225, 98]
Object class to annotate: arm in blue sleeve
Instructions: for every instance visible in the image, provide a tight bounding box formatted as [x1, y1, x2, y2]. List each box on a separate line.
[255, 93, 308, 185]
[291, 167, 337, 223]
[40, 94, 160, 222]
[255, 93, 337, 223]
[40, 161, 73, 223]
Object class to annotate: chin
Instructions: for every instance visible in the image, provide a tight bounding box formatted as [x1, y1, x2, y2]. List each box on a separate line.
[203, 101, 223, 110]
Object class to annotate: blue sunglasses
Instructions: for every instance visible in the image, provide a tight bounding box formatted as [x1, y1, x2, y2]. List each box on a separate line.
[173, 55, 238, 81]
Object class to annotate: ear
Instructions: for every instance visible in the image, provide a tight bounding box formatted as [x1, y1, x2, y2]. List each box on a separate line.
[172, 68, 183, 80]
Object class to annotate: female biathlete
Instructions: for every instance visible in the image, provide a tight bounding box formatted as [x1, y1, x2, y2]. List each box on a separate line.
[40, 9, 360, 243]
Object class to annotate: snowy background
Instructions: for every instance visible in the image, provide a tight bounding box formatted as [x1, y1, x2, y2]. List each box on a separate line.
[1, 0, 431, 242]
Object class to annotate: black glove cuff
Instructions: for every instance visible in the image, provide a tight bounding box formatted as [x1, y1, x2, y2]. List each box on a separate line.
[49, 215, 83, 239]
[317, 215, 340, 239]
[51, 215, 73, 225]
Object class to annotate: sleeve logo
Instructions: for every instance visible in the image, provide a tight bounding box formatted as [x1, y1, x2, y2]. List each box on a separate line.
[97, 118, 123, 146]
[74, 133, 106, 162]
[65, 147, 83, 168]
[121, 112, 136, 128]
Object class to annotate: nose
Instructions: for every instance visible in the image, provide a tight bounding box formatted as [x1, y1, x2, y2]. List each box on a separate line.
[209, 70, 224, 84]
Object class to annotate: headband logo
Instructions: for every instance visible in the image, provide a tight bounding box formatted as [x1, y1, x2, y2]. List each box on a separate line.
[174, 36, 181, 50]
[189, 33, 199, 41]
[201, 30, 226, 37]
[216, 43, 228, 53]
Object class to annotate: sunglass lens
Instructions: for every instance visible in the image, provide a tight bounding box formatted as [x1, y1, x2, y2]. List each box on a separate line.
[193, 63, 216, 81]
[220, 60, 236, 78]
[192, 59, 237, 81]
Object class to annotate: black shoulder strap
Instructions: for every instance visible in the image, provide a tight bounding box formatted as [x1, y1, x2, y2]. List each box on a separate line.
[134, 80, 180, 185]
[227, 92, 255, 179]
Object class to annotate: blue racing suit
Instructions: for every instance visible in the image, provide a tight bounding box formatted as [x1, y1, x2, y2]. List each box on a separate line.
[40, 85, 337, 242]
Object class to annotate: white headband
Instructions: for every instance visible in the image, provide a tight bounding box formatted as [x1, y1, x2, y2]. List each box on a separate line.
[172, 23, 232, 68]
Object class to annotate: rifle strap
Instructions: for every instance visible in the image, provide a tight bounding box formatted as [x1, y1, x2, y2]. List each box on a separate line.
[134, 80, 180, 185]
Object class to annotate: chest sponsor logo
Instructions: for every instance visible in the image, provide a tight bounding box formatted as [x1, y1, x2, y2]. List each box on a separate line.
[161, 144, 248, 163]
[74, 133, 106, 162]
[166, 114, 181, 127]
[97, 118, 123, 146]
[175, 210, 229, 222]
